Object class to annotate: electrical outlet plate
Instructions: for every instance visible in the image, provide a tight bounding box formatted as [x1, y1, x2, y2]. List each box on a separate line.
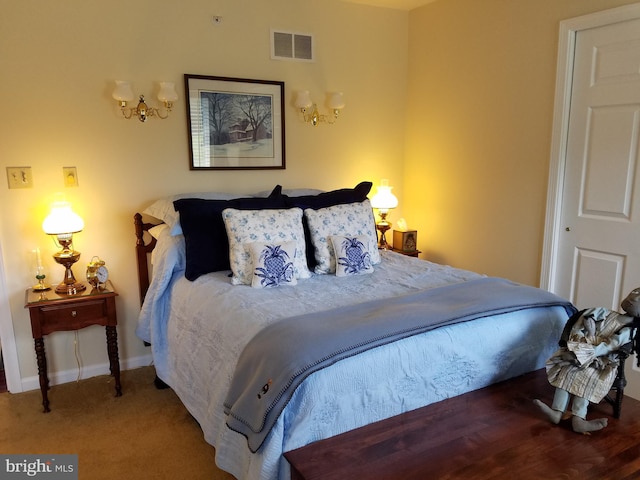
[6, 166, 33, 189]
[63, 167, 78, 187]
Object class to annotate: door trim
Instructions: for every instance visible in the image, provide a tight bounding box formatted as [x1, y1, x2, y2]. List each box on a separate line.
[0, 240, 22, 393]
[541, 2, 640, 293]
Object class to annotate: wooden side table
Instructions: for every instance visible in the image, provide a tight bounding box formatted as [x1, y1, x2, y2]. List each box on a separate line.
[24, 280, 122, 412]
[392, 249, 421, 258]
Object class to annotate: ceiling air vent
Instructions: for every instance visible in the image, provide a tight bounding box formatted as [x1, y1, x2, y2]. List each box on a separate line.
[271, 30, 314, 62]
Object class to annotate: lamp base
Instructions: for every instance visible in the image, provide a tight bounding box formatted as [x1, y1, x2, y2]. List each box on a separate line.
[53, 250, 86, 295]
[376, 223, 392, 250]
[55, 281, 86, 295]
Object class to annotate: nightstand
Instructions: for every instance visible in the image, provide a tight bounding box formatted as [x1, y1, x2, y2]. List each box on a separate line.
[24, 281, 122, 412]
[392, 249, 421, 258]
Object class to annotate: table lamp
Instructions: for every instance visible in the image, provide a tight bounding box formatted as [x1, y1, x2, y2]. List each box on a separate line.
[370, 179, 398, 250]
[42, 199, 86, 294]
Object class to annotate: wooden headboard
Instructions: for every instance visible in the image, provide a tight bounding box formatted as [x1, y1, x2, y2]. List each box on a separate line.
[134, 213, 159, 306]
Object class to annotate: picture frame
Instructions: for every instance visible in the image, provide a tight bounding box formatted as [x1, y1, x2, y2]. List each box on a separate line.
[184, 74, 286, 170]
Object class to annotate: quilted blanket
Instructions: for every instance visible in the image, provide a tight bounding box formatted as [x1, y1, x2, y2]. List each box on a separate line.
[223, 277, 575, 452]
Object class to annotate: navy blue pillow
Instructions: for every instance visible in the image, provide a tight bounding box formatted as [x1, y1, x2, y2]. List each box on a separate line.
[283, 181, 372, 210]
[283, 181, 373, 269]
[175, 186, 285, 281]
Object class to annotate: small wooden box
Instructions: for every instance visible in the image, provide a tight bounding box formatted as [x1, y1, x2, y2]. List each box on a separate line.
[393, 230, 418, 252]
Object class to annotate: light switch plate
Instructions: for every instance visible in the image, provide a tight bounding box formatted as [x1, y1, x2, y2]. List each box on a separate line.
[6, 167, 33, 189]
[63, 167, 78, 187]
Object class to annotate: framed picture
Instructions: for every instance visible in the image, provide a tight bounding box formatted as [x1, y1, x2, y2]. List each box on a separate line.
[185, 74, 286, 170]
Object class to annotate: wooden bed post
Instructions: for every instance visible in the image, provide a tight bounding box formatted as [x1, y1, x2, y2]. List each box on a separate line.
[134, 213, 157, 307]
[134, 213, 170, 390]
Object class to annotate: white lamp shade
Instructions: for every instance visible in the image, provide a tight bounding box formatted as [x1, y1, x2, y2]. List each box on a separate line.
[112, 80, 135, 102]
[370, 180, 398, 211]
[328, 92, 345, 110]
[157, 81, 178, 102]
[42, 202, 84, 235]
[295, 90, 313, 109]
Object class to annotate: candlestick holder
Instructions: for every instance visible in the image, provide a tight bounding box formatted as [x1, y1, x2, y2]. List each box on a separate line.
[33, 273, 50, 292]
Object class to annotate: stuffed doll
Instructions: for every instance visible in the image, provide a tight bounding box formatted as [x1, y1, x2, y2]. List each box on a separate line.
[534, 287, 640, 433]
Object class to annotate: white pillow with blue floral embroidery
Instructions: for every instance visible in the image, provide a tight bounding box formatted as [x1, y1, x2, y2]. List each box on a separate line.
[223, 207, 311, 285]
[249, 241, 298, 288]
[330, 235, 374, 277]
[304, 200, 380, 274]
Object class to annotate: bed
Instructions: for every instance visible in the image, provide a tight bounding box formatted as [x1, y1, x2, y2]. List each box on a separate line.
[134, 182, 575, 480]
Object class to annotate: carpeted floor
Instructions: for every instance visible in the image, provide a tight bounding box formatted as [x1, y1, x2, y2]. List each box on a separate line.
[0, 366, 235, 480]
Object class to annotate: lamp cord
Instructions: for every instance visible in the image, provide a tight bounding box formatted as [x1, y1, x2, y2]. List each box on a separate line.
[73, 331, 115, 387]
[73, 331, 82, 382]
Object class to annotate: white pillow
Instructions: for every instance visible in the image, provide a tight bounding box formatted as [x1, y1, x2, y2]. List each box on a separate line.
[331, 235, 374, 277]
[148, 223, 169, 240]
[142, 192, 241, 235]
[222, 208, 311, 285]
[249, 241, 298, 288]
[304, 200, 380, 274]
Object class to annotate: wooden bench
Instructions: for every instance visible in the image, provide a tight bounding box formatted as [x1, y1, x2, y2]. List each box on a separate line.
[284, 369, 640, 480]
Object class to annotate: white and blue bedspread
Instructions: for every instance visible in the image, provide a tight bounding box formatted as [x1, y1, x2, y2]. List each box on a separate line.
[136, 228, 571, 480]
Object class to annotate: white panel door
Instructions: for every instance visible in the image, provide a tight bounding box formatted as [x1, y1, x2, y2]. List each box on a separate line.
[555, 17, 640, 309]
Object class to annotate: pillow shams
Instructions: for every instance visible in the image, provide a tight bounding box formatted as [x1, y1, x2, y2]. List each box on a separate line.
[148, 223, 169, 240]
[331, 235, 374, 277]
[249, 241, 298, 288]
[304, 199, 380, 274]
[223, 207, 311, 285]
[142, 191, 242, 234]
[254, 188, 325, 197]
[283, 181, 373, 270]
[174, 186, 285, 280]
[282, 181, 372, 209]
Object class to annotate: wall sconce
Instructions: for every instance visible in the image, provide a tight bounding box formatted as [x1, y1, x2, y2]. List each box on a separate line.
[112, 80, 178, 122]
[294, 90, 345, 126]
[370, 179, 398, 250]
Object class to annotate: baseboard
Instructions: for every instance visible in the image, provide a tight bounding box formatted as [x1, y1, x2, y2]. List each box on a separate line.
[20, 353, 153, 392]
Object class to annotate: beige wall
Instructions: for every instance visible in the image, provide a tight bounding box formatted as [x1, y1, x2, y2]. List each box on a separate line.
[0, 0, 408, 388]
[405, 0, 639, 285]
[405, 0, 640, 399]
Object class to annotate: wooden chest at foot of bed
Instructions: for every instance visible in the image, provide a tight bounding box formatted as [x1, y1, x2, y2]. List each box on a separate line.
[283, 369, 640, 480]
